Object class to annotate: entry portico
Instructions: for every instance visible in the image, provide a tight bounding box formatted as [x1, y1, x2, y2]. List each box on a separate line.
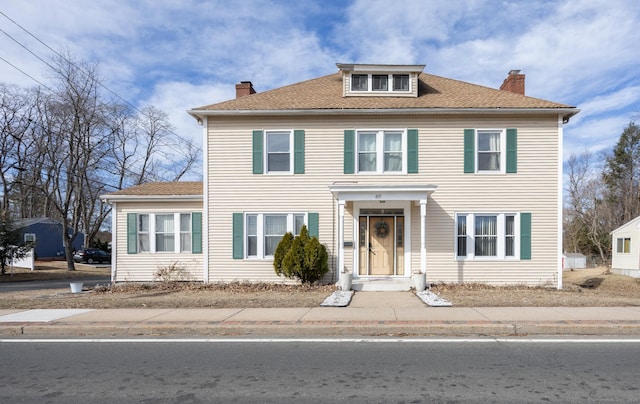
[329, 184, 437, 290]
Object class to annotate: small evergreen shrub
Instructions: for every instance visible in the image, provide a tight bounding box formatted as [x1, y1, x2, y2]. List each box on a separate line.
[273, 232, 294, 276]
[273, 225, 328, 284]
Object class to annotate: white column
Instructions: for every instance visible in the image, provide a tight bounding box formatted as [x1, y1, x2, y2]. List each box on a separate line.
[338, 200, 345, 276]
[420, 199, 427, 274]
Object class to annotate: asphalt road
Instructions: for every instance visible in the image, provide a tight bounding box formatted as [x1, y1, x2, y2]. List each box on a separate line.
[1, 339, 639, 403]
[0, 276, 110, 292]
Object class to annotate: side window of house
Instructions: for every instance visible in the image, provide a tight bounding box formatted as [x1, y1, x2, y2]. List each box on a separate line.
[464, 128, 517, 174]
[127, 212, 202, 254]
[24, 233, 36, 244]
[455, 213, 530, 260]
[234, 212, 318, 259]
[345, 129, 418, 174]
[253, 130, 305, 175]
[617, 237, 631, 253]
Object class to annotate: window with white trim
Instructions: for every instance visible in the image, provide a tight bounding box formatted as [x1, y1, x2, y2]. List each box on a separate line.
[137, 213, 195, 253]
[477, 130, 505, 172]
[456, 213, 518, 259]
[617, 237, 631, 254]
[350, 74, 411, 93]
[245, 213, 307, 258]
[266, 130, 292, 173]
[357, 129, 406, 173]
[24, 233, 36, 244]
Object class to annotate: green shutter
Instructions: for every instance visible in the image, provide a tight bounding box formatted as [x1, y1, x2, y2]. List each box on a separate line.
[232, 213, 244, 259]
[294, 129, 305, 174]
[407, 129, 418, 173]
[126, 213, 137, 254]
[506, 128, 517, 173]
[520, 212, 531, 260]
[344, 130, 355, 174]
[464, 129, 475, 173]
[252, 130, 263, 174]
[191, 212, 202, 254]
[308, 212, 319, 238]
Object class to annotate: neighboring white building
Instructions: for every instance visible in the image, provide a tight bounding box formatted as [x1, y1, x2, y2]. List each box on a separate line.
[103, 63, 580, 290]
[611, 216, 640, 278]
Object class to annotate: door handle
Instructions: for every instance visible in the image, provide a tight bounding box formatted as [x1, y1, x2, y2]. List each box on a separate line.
[368, 242, 376, 255]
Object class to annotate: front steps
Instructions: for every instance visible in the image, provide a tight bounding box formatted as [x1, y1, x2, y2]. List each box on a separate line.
[351, 277, 413, 291]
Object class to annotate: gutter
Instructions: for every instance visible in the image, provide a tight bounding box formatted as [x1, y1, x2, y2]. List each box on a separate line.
[188, 107, 580, 124]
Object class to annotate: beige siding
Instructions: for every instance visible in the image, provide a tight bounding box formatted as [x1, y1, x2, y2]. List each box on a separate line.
[114, 201, 204, 282]
[611, 220, 640, 273]
[207, 114, 561, 286]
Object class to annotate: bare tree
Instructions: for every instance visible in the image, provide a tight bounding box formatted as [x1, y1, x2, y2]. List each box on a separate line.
[565, 151, 612, 264]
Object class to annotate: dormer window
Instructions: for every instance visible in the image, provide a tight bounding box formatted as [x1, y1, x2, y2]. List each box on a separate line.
[352, 74, 368, 91]
[393, 75, 409, 91]
[350, 73, 411, 93]
[372, 75, 388, 91]
[337, 63, 425, 98]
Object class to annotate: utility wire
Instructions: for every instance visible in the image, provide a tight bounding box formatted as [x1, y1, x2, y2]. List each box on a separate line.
[0, 10, 202, 159]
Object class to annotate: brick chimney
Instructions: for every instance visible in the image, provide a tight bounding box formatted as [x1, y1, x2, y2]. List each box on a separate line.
[235, 81, 256, 98]
[499, 70, 525, 95]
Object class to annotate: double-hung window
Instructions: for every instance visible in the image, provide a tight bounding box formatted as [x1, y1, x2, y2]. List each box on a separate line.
[133, 213, 200, 254]
[253, 129, 304, 174]
[456, 213, 525, 260]
[266, 131, 292, 173]
[357, 130, 405, 173]
[245, 213, 307, 258]
[464, 128, 517, 174]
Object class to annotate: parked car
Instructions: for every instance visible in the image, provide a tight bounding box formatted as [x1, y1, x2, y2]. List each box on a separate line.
[73, 248, 111, 264]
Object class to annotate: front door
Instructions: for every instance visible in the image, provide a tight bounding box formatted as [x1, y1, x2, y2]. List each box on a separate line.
[358, 214, 404, 276]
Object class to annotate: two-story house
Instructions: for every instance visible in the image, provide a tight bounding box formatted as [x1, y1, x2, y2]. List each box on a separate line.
[103, 63, 578, 290]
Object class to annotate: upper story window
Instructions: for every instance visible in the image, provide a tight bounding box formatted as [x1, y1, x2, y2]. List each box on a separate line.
[253, 129, 305, 175]
[357, 130, 405, 174]
[352, 74, 368, 91]
[477, 130, 503, 172]
[350, 74, 411, 93]
[266, 131, 292, 173]
[464, 128, 517, 174]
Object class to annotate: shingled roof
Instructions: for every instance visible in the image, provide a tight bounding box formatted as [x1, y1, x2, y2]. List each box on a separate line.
[101, 181, 203, 201]
[190, 72, 577, 119]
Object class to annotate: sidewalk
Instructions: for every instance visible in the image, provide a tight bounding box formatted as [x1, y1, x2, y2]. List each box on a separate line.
[2, 292, 640, 337]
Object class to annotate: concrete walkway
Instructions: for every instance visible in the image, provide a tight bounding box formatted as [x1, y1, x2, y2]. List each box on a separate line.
[1, 292, 640, 337]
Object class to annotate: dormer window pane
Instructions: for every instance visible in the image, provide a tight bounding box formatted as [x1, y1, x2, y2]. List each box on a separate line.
[352, 74, 368, 91]
[393, 75, 409, 91]
[372, 75, 388, 91]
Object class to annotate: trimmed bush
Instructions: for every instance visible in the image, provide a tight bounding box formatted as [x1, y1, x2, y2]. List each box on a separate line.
[273, 225, 328, 284]
[273, 232, 294, 276]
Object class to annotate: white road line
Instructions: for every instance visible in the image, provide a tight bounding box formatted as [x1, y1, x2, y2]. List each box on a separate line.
[2, 338, 640, 343]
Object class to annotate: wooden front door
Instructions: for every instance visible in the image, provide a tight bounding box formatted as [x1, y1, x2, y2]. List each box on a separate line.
[358, 215, 404, 276]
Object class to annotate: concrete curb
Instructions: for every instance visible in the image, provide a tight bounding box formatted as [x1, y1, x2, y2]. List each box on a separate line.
[4, 320, 640, 337]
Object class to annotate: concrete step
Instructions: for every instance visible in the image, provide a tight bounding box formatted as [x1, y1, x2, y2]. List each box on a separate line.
[352, 277, 412, 291]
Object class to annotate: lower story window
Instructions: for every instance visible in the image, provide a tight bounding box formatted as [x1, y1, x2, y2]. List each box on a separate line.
[617, 237, 631, 254]
[246, 213, 307, 258]
[137, 213, 194, 253]
[456, 213, 518, 259]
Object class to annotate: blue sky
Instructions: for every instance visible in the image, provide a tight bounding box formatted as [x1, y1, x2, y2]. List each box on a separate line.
[1, 0, 639, 164]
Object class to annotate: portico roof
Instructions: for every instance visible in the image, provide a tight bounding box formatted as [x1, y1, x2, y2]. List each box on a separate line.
[328, 183, 437, 201]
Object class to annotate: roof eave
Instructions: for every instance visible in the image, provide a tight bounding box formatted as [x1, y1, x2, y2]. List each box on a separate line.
[101, 194, 203, 204]
[189, 107, 580, 122]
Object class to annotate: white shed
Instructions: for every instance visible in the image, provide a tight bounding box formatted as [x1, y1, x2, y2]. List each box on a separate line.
[610, 216, 640, 278]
